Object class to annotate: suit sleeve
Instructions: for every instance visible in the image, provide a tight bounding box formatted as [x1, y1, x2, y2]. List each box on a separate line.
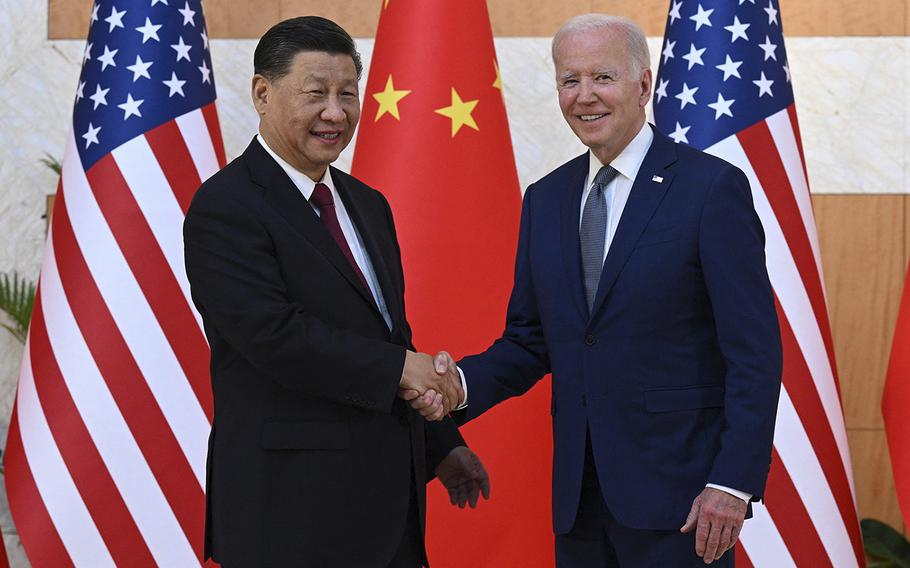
[184, 185, 405, 413]
[698, 164, 783, 499]
[457, 185, 551, 422]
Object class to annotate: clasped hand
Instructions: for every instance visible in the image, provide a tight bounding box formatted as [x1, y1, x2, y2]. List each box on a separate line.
[398, 350, 462, 421]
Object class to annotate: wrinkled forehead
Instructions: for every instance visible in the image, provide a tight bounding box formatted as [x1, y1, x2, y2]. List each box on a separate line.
[553, 29, 631, 76]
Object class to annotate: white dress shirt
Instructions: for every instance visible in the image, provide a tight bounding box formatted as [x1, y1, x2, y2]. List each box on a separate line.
[256, 134, 393, 331]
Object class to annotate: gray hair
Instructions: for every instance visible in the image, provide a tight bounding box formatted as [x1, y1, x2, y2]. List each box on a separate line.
[552, 14, 650, 77]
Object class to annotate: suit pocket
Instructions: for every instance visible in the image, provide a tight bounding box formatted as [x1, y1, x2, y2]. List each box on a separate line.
[260, 420, 351, 450]
[635, 227, 680, 249]
[644, 384, 724, 413]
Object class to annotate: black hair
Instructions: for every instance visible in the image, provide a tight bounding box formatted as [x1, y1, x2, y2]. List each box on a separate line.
[254, 16, 363, 81]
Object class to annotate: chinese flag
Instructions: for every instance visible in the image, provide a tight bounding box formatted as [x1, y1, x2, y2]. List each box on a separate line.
[884, 261, 910, 528]
[351, 0, 553, 565]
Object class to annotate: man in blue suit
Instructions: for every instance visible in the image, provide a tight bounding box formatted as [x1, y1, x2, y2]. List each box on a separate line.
[415, 13, 782, 567]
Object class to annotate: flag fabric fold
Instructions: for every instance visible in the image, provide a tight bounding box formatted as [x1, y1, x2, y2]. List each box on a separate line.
[654, 1, 864, 566]
[351, 1, 553, 565]
[4, 0, 224, 565]
[884, 262, 910, 530]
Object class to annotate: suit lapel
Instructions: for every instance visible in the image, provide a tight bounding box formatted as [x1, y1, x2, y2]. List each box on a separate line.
[589, 127, 678, 320]
[244, 139, 380, 314]
[332, 169, 406, 333]
[559, 152, 592, 322]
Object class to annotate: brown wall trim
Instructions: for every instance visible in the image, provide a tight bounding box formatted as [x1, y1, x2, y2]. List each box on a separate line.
[50, 0, 909, 40]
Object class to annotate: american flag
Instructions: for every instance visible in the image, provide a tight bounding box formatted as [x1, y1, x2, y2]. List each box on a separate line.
[654, 1, 864, 566]
[4, 1, 224, 565]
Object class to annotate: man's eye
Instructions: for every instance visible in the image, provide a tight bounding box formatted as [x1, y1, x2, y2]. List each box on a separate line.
[595, 74, 612, 82]
[308, 90, 325, 97]
[561, 79, 578, 87]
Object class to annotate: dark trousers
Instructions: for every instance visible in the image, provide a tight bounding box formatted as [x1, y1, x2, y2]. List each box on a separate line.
[387, 471, 422, 568]
[556, 434, 734, 568]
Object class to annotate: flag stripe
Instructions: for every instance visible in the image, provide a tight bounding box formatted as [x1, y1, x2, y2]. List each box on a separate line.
[39, 225, 199, 567]
[52, 193, 207, 558]
[112, 135, 206, 335]
[765, 110, 826, 308]
[28, 292, 154, 567]
[706, 133, 853, 474]
[735, 545, 754, 568]
[774, 387, 858, 566]
[763, 449, 832, 567]
[6, 382, 77, 568]
[177, 108, 221, 183]
[739, 502, 796, 567]
[144, 120, 203, 214]
[785, 106, 810, 189]
[87, 153, 213, 424]
[776, 302, 865, 561]
[737, 119, 838, 378]
[61, 133, 211, 485]
[13, 328, 115, 568]
[201, 102, 227, 168]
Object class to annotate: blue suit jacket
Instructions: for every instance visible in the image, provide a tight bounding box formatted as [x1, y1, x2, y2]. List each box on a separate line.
[459, 126, 782, 533]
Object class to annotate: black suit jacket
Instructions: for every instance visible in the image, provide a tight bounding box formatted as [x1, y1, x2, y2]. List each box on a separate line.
[184, 138, 463, 566]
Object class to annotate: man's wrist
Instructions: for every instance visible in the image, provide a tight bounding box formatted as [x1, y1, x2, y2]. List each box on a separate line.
[454, 366, 468, 410]
[706, 483, 751, 503]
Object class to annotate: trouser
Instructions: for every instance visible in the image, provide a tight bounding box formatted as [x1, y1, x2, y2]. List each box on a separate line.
[555, 434, 734, 568]
[387, 468, 422, 568]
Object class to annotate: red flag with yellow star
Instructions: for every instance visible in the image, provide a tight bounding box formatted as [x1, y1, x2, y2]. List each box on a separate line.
[351, 0, 553, 565]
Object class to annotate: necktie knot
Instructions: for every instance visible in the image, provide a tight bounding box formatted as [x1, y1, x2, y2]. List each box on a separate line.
[310, 183, 334, 209]
[593, 165, 619, 188]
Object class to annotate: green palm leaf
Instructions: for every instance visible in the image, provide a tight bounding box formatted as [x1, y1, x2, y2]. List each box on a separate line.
[0, 272, 36, 344]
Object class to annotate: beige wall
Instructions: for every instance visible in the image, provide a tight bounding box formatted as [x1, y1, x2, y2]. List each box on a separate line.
[41, 0, 910, 534]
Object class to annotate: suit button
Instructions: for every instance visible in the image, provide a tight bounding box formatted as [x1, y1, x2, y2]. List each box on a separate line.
[584, 335, 596, 346]
[581, 395, 587, 407]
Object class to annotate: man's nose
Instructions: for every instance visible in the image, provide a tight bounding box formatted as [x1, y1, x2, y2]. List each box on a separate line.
[321, 96, 346, 121]
[577, 79, 597, 104]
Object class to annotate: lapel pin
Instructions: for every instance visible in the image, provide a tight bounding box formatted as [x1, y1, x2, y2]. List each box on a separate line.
[651, 175, 664, 183]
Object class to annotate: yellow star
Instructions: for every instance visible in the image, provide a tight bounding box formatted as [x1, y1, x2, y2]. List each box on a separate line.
[493, 60, 502, 91]
[383, 0, 390, 8]
[372, 75, 411, 122]
[435, 88, 479, 137]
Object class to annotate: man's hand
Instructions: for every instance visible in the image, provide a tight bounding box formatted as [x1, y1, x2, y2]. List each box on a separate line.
[398, 351, 464, 419]
[399, 388, 445, 421]
[680, 487, 747, 564]
[435, 446, 491, 509]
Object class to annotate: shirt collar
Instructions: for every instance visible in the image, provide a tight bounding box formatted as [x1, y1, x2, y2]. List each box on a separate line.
[256, 133, 335, 200]
[587, 121, 655, 185]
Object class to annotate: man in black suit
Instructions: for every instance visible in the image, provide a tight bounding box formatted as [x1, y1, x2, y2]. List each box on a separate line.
[184, 16, 488, 567]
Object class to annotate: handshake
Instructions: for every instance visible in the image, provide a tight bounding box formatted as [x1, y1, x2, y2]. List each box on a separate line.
[398, 350, 463, 421]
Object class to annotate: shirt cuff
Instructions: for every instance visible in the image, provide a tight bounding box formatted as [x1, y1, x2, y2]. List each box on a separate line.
[706, 483, 751, 503]
[453, 366, 468, 410]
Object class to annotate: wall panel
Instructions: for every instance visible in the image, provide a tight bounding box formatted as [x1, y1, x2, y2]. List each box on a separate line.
[279, 0, 380, 36]
[813, 195, 905, 430]
[848, 430, 904, 530]
[203, 0, 280, 38]
[48, 0, 910, 39]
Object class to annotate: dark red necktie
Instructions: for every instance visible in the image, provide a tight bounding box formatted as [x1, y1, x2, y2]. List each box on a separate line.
[310, 183, 371, 292]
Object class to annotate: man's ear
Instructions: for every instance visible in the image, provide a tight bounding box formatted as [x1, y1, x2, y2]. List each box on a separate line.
[251, 74, 270, 116]
[639, 68, 653, 107]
